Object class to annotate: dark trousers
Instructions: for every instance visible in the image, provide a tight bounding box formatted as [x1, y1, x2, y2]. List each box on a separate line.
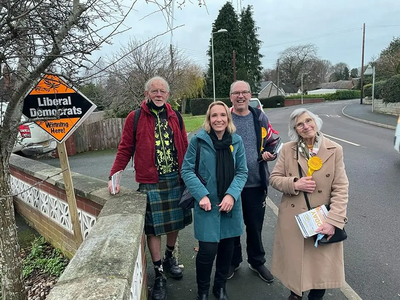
[232, 186, 266, 267]
[291, 289, 326, 299]
[196, 238, 234, 293]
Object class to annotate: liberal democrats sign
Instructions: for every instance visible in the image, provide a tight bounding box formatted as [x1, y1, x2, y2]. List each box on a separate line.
[23, 74, 96, 143]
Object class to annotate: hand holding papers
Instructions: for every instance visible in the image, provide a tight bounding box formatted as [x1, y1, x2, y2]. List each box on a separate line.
[110, 170, 122, 195]
[295, 205, 329, 238]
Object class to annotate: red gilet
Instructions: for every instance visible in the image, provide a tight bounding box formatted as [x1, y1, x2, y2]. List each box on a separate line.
[109, 100, 188, 183]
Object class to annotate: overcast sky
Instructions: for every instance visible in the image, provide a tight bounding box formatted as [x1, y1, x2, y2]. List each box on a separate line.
[96, 0, 400, 72]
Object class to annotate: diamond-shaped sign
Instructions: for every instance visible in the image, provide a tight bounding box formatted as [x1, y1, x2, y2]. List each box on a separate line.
[23, 74, 97, 143]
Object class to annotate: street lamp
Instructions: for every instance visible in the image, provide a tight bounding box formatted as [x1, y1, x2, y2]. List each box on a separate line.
[301, 73, 307, 105]
[212, 28, 228, 102]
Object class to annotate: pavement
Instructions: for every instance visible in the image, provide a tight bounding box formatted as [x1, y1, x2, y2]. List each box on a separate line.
[342, 102, 398, 130]
[30, 101, 398, 300]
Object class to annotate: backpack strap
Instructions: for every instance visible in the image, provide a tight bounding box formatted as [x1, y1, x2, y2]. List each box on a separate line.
[132, 108, 141, 156]
[173, 109, 184, 130]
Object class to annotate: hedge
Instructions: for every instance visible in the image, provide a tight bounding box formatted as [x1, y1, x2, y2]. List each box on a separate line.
[382, 74, 400, 103]
[260, 95, 285, 108]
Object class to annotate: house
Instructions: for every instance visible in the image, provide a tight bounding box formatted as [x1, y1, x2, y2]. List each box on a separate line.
[307, 80, 355, 95]
[279, 82, 299, 96]
[257, 81, 285, 98]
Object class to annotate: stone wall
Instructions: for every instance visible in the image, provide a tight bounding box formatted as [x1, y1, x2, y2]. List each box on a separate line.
[370, 99, 400, 116]
[9, 154, 148, 299]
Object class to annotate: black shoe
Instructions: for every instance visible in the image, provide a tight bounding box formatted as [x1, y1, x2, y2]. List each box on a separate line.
[227, 263, 241, 280]
[163, 256, 183, 279]
[196, 292, 209, 300]
[152, 276, 167, 300]
[249, 264, 274, 283]
[212, 286, 229, 300]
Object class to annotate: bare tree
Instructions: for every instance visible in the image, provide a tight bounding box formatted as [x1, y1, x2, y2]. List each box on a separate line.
[278, 44, 318, 87]
[0, 0, 205, 298]
[102, 38, 205, 116]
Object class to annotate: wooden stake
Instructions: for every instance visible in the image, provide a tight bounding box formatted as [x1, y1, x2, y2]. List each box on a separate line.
[57, 142, 83, 245]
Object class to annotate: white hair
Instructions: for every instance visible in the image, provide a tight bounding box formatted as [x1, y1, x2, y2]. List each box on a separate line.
[288, 108, 323, 142]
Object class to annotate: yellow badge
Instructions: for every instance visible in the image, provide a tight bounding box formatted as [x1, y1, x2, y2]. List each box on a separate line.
[230, 145, 233, 152]
[261, 127, 267, 138]
[307, 156, 323, 177]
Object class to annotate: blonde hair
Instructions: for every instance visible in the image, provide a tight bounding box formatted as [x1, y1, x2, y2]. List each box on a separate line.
[203, 101, 236, 134]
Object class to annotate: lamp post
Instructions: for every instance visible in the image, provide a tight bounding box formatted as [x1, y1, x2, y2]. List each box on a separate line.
[212, 28, 228, 102]
[301, 73, 306, 105]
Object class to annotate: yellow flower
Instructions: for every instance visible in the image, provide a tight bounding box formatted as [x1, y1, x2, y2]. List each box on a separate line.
[230, 145, 233, 152]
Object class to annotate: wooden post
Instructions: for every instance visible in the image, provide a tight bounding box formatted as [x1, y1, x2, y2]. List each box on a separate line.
[57, 142, 83, 245]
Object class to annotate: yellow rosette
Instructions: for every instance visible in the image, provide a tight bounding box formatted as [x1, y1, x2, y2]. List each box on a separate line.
[260, 127, 267, 152]
[230, 145, 233, 152]
[307, 156, 323, 177]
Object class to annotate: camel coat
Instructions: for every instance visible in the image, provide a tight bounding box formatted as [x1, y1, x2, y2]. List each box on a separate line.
[269, 135, 348, 296]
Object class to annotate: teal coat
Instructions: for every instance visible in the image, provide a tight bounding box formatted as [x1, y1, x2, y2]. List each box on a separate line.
[181, 129, 248, 242]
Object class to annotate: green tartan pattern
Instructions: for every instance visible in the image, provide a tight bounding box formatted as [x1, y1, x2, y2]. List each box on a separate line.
[140, 171, 192, 236]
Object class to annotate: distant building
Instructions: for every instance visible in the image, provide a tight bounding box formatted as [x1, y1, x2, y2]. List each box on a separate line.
[279, 82, 299, 96]
[257, 81, 284, 98]
[307, 79, 357, 95]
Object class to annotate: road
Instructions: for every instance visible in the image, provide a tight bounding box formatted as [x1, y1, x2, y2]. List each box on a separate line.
[265, 99, 400, 300]
[35, 99, 400, 299]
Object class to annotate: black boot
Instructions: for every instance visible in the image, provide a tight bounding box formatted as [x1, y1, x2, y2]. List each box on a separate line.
[196, 292, 209, 300]
[163, 256, 183, 279]
[152, 276, 167, 300]
[212, 286, 229, 300]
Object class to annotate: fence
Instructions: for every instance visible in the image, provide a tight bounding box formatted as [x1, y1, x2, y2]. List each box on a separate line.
[73, 118, 125, 153]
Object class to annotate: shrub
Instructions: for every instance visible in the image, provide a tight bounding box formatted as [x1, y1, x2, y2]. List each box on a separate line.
[363, 84, 372, 97]
[189, 98, 231, 115]
[324, 90, 361, 100]
[382, 74, 400, 103]
[374, 80, 386, 99]
[260, 95, 285, 108]
[190, 98, 213, 115]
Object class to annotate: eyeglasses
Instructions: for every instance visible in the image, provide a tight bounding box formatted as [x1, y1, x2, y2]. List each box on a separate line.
[231, 91, 250, 96]
[149, 89, 168, 95]
[295, 118, 314, 130]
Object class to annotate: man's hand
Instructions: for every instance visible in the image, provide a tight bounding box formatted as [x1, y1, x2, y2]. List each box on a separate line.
[261, 151, 276, 161]
[108, 180, 120, 195]
[218, 194, 234, 212]
[199, 196, 212, 211]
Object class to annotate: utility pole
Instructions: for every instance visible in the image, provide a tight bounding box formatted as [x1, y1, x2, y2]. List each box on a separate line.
[232, 50, 236, 82]
[276, 59, 280, 95]
[360, 23, 365, 104]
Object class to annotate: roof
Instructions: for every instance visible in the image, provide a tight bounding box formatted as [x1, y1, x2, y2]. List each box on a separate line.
[318, 80, 354, 90]
[279, 82, 298, 93]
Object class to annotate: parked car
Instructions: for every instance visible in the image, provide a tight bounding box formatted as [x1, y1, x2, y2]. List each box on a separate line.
[0, 102, 57, 155]
[395, 115, 400, 154]
[249, 97, 264, 112]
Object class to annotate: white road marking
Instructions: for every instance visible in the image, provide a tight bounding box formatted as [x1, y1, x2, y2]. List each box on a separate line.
[323, 133, 360, 147]
[265, 196, 363, 300]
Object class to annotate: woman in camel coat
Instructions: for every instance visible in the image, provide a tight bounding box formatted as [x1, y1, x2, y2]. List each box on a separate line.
[269, 108, 349, 300]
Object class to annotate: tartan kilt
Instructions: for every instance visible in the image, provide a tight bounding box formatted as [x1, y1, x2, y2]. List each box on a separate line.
[139, 171, 192, 236]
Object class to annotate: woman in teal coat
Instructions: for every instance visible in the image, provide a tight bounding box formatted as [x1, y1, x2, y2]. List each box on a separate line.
[181, 101, 248, 300]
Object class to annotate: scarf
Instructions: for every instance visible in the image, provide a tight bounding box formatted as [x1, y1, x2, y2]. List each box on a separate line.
[209, 129, 234, 201]
[297, 132, 322, 160]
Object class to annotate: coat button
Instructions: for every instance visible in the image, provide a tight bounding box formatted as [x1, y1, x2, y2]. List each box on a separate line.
[291, 204, 295, 207]
[289, 173, 292, 176]
[326, 174, 330, 177]
[318, 190, 322, 193]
